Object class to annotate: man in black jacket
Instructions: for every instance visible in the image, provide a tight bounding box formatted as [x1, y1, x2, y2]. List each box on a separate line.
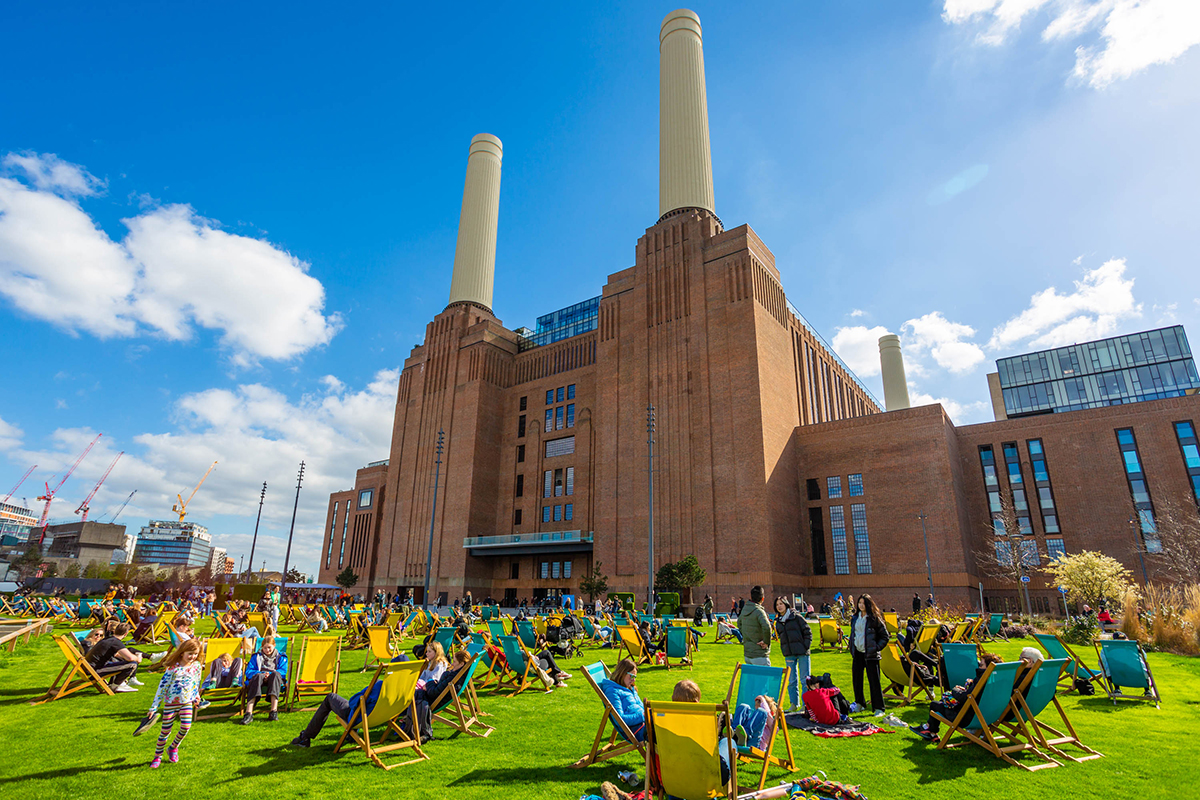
[912, 593, 921, 615]
[773, 597, 812, 713]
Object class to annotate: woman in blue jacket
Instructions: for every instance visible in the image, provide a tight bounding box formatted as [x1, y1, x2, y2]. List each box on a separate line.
[599, 658, 645, 741]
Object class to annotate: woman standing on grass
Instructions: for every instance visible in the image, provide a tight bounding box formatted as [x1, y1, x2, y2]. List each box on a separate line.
[142, 639, 204, 768]
[848, 593, 888, 716]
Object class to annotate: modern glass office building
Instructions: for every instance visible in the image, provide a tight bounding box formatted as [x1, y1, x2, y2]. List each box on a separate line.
[517, 296, 600, 350]
[132, 520, 213, 568]
[996, 326, 1200, 418]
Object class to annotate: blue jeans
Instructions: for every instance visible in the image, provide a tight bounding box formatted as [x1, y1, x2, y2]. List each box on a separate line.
[784, 655, 810, 708]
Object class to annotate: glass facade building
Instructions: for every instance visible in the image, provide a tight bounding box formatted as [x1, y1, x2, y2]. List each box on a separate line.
[518, 296, 600, 350]
[132, 520, 213, 568]
[996, 326, 1199, 418]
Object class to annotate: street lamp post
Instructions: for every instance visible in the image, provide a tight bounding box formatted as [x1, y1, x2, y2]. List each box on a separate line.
[423, 429, 445, 612]
[1128, 514, 1149, 585]
[282, 462, 304, 590]
[246, 482, 267, 582]
[917, 512, 934, 603]
[647, 405, 655, 615]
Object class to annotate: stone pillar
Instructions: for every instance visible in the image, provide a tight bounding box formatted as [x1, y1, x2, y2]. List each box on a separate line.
[878, 334, 911, 411]
[659, 9, 715, 219]
[448, 133, 503, 312]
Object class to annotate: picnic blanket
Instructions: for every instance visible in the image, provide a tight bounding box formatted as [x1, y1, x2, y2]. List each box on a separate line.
[784, 712, 892, 739]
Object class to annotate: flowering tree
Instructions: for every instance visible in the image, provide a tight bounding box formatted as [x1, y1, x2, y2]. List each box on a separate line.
[1042, 550, 1136, 609]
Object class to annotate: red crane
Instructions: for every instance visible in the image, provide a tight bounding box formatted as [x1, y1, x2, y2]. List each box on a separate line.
[35, 433, 101, 541]
[3, 464, 37, 504]
[75, 451, 123, 521]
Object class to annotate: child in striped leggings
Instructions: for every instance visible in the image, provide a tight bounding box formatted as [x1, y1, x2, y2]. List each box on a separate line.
[146, 639, 203, 767]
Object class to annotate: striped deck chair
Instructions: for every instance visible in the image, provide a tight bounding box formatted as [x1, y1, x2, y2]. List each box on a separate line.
[881, 641, 933, 705]
[722, 663, 797, 790]
[1094, 639, 1160, 707]
[1003, 658, 1103, 763]
[613, 625, 653, 667]
[496, 635, 548, 695]
[941, 642, 982, 690]
[663, 626, 692, 669]
[818, 617, 846, 652]
[932, 661, 1059, 770]
[333, 662, 429, 770]
[1032, 633, 1103, 694]
[570, 661, 647, 768]
[645, 699, 740, 800]
[32, 634, 117, 704]
[289, 636, 341, 711]
[430, 653, 494, 738]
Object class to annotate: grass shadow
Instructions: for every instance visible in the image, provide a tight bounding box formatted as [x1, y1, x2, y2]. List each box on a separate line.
[0, 756, 142, 784]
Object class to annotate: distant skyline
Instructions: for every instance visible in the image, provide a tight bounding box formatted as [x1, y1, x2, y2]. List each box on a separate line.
[2, 2, 1198, 576]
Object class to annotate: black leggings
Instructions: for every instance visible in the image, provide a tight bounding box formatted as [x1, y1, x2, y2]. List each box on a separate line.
[851, 649, 885, 712]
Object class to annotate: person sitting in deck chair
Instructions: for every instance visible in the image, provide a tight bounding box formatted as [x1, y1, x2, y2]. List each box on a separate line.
[305, 608, 328, 633]
[717, 617, 743, 643]
[910, 652, 1002, 741]
[599, 658, 646, 742]
[198, 652, 244, 708]
[84, 622, 144, 692]
[238, 633, 288, 724]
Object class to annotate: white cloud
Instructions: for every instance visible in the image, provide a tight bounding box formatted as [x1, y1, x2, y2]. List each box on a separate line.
[11, 369, 399, 574]
[849, 309, 866, 318]
[832, 325, 892, 377]
[902, 311, 987, 373]
[0, 416, 23, 451]
[320, 375, 346, 394]
[0, 152, 342, 364]
[909, 388, 993, 424]
[988, 258, 1142, 349]
[943, 0, 1200, 87]
[3, 151, 105, 196]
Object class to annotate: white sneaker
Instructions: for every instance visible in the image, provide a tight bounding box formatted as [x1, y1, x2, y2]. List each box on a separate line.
[884, 714, 907, 727]
[873, 710, 886, 717]
[150, 652, 167, 663]
[115, 683, 139, 693]
[129, 677, 145, 686]
[784, 705, 801, 715]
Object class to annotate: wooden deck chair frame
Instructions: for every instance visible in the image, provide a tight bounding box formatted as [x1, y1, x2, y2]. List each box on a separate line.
[495, 635, 547, 696]
[818, 618, 846, 652]
[362, 625, 394, 671]
[880, 641, 932, 705]
[644, 699, 740, 800]
[931, 661, 1059, 771]
[430, 653, 494, 738]
[288, 635, 342, 711]
[662, 626, 693, 670]
[1031, 633, 1103, 694]
[979, 614, 1006, 642]
[613, 624, 653, 667]
[1093, 639, 1161, 708]
[31, 634, 116, 705]
[333, 662, 429, 770]
[1000, 658, 1103, 764]
[570, 661, 648, 768]
[722, 663, 797, 790]
[196, 637, 248, 719]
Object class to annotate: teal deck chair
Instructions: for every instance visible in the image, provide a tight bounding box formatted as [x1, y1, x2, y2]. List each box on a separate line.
[486, 619, 508, 642]
[941, 643, 980, 690]
[429, 653, 493, 737]
[514, 619, 538, 649]
[433, 626, 458, 654]
[1032, 633, 1102, 693]
[982, 614, 1005, 641]
[496, 635, 544, 695]
[722, 663, 797, 790]
[1002, 658, 1103, 763]
[1094, 639, 1160, 707]
[663, 626, 692, 669]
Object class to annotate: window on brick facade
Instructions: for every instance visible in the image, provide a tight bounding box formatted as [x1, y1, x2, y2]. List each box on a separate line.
[519, 396, 527, 411]
[545, 390, 554, 405]
[326, 501, 338, 569]
[518, 415, 526, 438]
[554, 468, 564, 497]
[510, 562, 520, 579]
[808, 508, 827, 575]
[552, 562, 561, 579]
[830, 506, 849, 575]
[556, 406, 564, 430]
[545, 409, 553, 432]
[566, 403, 575, 428]
[515, 474, 524, 497]
[850, 503, 872, 574]
[567, 384, 575, 400]
[849, 473, 863, 497]
[542, 506, 551, 523]
[513, 509, 522, 525]
[541, 561, 549, 579]
[557, 387, 565, 403]
[1046, 538, 1065, 560]
[544, 471, 553, 498]
[1117, 428, 1161, 552]
[566, 466, 574, 496]
[806, 479, 821, 501]
[564, 560, 572, 578]
[517, 445, 525, 463]
[546, 437, 575, 458]
[1175, 420, 1200, 506]
[554, 505, 562, 522]
[827, 477, 842, 499]
[564, 503, 573, 521]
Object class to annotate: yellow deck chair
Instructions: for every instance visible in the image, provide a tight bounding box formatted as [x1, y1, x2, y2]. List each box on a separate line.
[949, 621, 970, 643]
[571, 661, 648, 768]
[32, 635, 117, 704]
[613, 625, 653, 666]
[289, 636, 342, 711]
[881, 641, 933, 705]
[883, 612, 899, 635]
[333, 661, 429, 770]
[196, 637, 246, 719]
[818, 618, 846, 652]
[149, 610, 179, 644]
[245, 611, 266, 637]
[363, 625, 395, 671]
[645, 700, 740, 800]
[913, 623, 941, 655]
[722, 663, 797, 790]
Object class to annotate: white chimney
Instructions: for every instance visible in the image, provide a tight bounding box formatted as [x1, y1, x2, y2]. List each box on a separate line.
[659, 9, 715, 220]
[878, 334, 911, 411]
[448, 133, 503, 311]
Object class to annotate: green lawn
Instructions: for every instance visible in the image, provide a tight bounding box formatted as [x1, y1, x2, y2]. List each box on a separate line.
[1, 619, 1196, 800]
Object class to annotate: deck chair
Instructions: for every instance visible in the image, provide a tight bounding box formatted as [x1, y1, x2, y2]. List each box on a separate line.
[149, 610, 179, 644]
[245, 611, 266, 637]
[883, 611, 900, 635]
[1002, 658, 1103, 763]
[980, 614, 1006, 642]
[433, 626, 459, 654]
[722, 663, 797, 790]
[496, 635, 548, 695]
[363, 625, 395, 671]
[1094, 639, 1160, 707]
[430, 653, 494, 738]
[196, 637, 247, 719]
[715, 619, 739, 644]
[514, 619, 539, 649]
[932, 661, 1058, 770]
[948, 621, 971, 643]
[580, 616, 604, 644]
[613, 624, 654, 666]
[941, 642, 981, 690]
[1032, 633, 1103, 694]
[289, 636, 342, 711]
[32, 634, 117, 704]
[818, 618, 846, 652]
[571, 661, 648, 768]
[333, 661, 429, 769]
[881, 641, 933, 705]
[486, 618, 509, 642]
[663, 626, 692, 669]
[645, 699, 740, 800]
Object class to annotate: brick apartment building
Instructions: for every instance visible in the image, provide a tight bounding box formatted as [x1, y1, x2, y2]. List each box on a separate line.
[317, 10, 1200, 612]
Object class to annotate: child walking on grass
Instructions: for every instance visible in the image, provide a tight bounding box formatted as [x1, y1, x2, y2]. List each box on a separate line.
[142, 639, 204, 768]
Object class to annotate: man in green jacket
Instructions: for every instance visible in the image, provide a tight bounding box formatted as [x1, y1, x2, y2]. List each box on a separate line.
[737, 586, 772, 666]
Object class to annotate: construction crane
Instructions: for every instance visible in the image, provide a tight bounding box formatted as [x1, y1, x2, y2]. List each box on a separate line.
[75, 451, 123, 521]
[172, 460, 217, 523]
[102, 489, 137, 523]
[36, 433, 101, 540]
[3, 464, 37, 504]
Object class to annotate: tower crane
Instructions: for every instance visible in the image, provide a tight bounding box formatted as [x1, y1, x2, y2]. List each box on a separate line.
[103, 490, 137, 523]
[36, 433, 101, 542]
[172, 461, 218, 523]
[75, 451, 123, 521]
[3, 464, 37, 504]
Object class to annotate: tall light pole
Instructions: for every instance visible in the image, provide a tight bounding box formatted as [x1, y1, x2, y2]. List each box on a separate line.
[917, 512, 934, 603]
[423, 429, 445, 612]
[246, 481, 267, 582]
[281, 462, 304, 590]
[647, 405, 656, 615]
[1128, 514, 1149, 585]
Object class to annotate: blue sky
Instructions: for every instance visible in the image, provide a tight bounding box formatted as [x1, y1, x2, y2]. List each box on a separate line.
[2, 1, 1198, 576]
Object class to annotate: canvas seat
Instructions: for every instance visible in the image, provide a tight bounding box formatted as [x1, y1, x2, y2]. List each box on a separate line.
[1094, 639, 1160, 707]
[333, 661, 429, 770]
[288, 636, 342, 711]
[722, 663, 797, 790]
[645, 699, 740, 800]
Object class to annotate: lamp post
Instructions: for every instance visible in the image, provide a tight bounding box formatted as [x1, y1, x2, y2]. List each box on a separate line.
[423, 429, 445, 612]
[647, 405, 656, 615]
[917, 512, 934, 603]
[281, 462, 304, 591]
[246, 481, 267, 582]
[1128, 514, 1149, 585]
